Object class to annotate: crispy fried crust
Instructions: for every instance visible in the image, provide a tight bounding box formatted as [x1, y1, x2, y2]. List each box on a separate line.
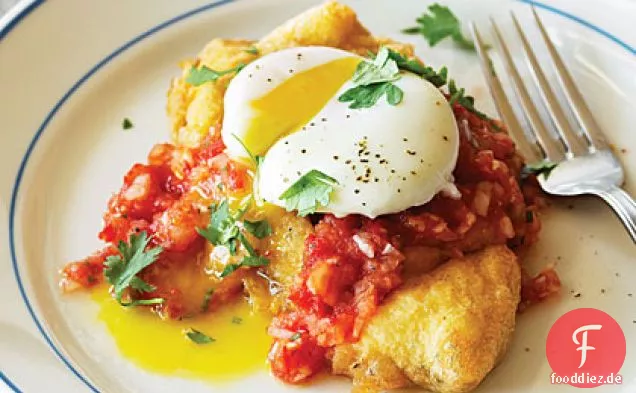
[166, 1, 414, 147]
[330, 245, 521, 393]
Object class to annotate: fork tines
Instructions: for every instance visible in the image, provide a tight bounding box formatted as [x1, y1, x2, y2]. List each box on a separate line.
[470, 7, 608, 165]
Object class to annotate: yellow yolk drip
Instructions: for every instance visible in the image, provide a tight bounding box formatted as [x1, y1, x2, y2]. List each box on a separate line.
[243, 56, 360, 156]
[93, 288, 271, 381]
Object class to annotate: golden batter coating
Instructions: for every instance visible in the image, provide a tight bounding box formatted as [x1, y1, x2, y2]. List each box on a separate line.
[331, 245, 521, 393]
[166, 1, 414, 147]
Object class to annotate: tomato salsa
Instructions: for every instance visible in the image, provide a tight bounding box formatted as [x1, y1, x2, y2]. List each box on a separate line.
[61, 104, 559, 383]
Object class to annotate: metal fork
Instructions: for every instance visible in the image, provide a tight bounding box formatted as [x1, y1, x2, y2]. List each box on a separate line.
[470, 7, 636, 244]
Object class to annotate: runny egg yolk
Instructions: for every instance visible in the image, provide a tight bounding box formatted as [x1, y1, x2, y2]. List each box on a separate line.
[222, 49, 361, 160]
[242, 57, 359, 156]
[93, 288, 271, 381]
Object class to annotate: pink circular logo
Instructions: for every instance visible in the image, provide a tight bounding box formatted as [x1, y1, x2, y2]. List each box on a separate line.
[546, 308, 626, 388]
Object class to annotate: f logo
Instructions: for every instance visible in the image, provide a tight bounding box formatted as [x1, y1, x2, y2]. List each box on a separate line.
[572, 324, 602, 368]
[546, 308, 626, 388]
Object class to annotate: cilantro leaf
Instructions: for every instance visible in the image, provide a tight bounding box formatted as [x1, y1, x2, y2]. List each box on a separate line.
[122, 118, 134, 130]
[339, 83, 398, 109]
[279, 169, 338, 216]
[184, 328, 215, 344]
[338, 47, 404, 109]
[244, 46, 259, 55]
[186, 64, 245, 86]
[384, 49, 449, 88]
[220, 256, 269, 278]
[196, 201, 238, 246]
[402, 3, 476, 51]
[244, 220, 272, 239]
[522, 161, 558, 180]
[103, 231, 163, 306]
[198, 200, 272, 278]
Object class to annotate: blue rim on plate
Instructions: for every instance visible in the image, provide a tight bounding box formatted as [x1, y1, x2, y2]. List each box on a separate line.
[1, 0, 634, 392]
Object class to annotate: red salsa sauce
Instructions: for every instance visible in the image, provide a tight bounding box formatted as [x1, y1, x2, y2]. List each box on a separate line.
[61, 105, 560, 383]
[267, 104, 559, 383]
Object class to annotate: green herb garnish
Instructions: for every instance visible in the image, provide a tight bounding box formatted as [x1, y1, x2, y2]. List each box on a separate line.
[184, 328, 215, 344]
[279, 169, 338, 216]
[201, 288, 214, 312]
[384, 48, 489, 119]
[198, 201, 271, 277]
[186, 64, 246, 86]
[338, 47, 404, 109]
[402, 3, 476, 51]
[103, 231, 164, 307]
[244, 219, 272, 239]
[290, 332, 302, 341]
[221, 255, 270, 278]
[232, 316, 243, 325]
[244, 46, 259, 55]
[196, 200, 240, 248]
[522, 161, 558, 180]
[122, 118, 134, 130]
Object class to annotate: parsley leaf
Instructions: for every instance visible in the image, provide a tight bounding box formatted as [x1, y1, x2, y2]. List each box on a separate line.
[338, 47, 404, 109]
[122, 118, 133, 130]
[279, 169, 338, 216]
[522, 161, 558, 180]
[186, 64, 245, 86]
[244, 220, 272, 239]
[220, 255, 270, 278]
[103, 231, 163, 306]
[402, 3, 476, 51]
[184, 328, 215, 344]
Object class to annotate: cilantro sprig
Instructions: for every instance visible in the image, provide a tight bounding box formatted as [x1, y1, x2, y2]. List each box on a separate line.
[186, 64, 246, 86]
[197, 200, 271, 278]
[521, 161, 558, 180]
[338, 47, 404, 109]
[402, 3, 476, 51]
[279, 169, 338, 216]
[103, 231, 164, 307]
[383, 48, 489, 119]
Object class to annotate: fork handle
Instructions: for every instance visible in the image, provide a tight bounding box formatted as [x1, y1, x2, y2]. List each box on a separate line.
[596, 186, 636, 244]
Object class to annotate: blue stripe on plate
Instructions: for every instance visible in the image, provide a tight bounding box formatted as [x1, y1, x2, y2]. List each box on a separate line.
[3, 0, 635, 392]
[0, 0, 44, 41]
[0, 372, 23, 393]
[521, 0, 636, 55]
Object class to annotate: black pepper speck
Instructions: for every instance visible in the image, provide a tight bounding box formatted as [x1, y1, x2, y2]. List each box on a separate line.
[301, 149, 307, 154]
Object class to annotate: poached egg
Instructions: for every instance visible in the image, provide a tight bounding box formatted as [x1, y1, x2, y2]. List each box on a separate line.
[221, 46, 459, 218]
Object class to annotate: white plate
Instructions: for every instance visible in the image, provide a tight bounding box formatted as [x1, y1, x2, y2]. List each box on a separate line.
[1, 0, 635, 392]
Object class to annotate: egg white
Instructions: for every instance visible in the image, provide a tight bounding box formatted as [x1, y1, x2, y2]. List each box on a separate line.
[221, 46, 460, 218]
